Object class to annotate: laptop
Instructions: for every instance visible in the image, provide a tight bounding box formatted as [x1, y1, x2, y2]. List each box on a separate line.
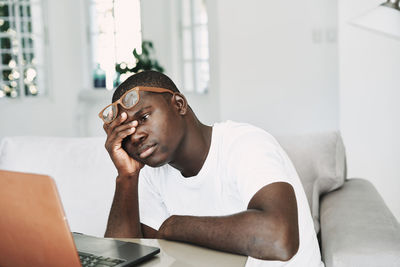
[0, 170, 160, 267]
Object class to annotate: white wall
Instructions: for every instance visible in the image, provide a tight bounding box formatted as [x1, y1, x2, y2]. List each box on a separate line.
[215, 0, 338, 135]
[0, 0, 87, 137]
[339, 0, 400, 220]
[141, 0, 339, 135]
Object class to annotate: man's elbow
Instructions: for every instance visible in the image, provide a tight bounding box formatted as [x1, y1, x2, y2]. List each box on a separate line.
[248, 228, 299, 261]
[273, 234, 299, 261]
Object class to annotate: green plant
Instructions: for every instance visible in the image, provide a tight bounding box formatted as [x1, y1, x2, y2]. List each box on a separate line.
[115, 40, 164, 80]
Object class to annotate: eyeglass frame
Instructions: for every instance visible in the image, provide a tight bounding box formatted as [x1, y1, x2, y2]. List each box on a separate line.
[98, 86, 176, 124]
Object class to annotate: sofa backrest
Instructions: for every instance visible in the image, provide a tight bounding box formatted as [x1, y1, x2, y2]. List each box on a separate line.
[276, 131, 347, 233]
[0, 132, 347, 236]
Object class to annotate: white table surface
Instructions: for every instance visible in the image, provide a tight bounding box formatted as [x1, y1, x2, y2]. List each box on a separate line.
[116, 238, 248, 267]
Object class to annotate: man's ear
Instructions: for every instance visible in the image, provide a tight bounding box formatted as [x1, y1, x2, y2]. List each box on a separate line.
[171, 93, 188, 115]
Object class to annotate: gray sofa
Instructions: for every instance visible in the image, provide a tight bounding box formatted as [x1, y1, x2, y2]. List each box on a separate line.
[278, 132, 400, 267]
[0, 132, 399, 266]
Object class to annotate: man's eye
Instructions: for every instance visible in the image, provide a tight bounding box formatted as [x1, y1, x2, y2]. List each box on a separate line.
[139, 114, 149, 123]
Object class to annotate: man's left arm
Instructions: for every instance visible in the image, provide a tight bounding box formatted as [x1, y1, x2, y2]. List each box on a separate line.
[157, 181, 299, 261]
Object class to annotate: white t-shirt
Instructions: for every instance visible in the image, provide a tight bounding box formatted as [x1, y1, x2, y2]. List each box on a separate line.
[138, 121, 324, 267]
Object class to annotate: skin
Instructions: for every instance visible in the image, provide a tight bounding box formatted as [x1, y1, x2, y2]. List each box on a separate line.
[103, 90, 299, 261]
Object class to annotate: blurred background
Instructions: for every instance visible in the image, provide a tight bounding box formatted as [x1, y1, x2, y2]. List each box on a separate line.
[0, 0, 399, 220]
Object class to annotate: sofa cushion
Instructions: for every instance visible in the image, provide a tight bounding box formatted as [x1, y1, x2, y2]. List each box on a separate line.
[0, 136, 116, 237]
[320, 178, 400, 267]
[276, 132, 346, 233]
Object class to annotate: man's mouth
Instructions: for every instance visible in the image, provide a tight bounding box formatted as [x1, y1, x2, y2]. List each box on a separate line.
[138, 144, 157, 159]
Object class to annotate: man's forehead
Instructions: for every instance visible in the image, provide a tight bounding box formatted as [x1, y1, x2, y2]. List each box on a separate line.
[139, 90, 165, 104]
[129, 91, 164, 113]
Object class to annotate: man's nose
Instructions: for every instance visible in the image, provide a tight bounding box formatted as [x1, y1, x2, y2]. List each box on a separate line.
[130, 126, 147, 145]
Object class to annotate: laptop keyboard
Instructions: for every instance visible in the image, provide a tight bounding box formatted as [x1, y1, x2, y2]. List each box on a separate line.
[78, 251, 125, 267]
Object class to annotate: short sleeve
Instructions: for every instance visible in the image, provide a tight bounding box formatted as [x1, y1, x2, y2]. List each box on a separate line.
[138, 167, 170, 230]
[228, 129, 290, 207]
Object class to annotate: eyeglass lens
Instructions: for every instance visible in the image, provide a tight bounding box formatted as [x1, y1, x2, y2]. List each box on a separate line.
[103, 105, 117, 123]
[122, 90, 139, 108]
[102, 90, 139, 123]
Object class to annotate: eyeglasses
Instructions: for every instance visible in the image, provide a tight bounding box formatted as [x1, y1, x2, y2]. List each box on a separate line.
[99, 86, 175, 124]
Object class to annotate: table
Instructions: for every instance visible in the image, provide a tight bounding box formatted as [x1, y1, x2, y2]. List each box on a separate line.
[116, 238, 248, 267]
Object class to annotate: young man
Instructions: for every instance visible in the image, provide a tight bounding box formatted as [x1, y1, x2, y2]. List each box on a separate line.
[101, 71, 323, 266]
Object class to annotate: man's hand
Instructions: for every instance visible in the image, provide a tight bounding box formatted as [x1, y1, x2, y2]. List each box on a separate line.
[103, 112, 144, 238]
[103, 112, 144, 178]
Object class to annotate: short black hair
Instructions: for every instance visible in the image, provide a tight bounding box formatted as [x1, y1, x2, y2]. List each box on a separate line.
[112, 70, 180, 102]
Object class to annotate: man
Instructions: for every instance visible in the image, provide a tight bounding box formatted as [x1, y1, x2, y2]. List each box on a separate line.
[101, 71, 323, 266]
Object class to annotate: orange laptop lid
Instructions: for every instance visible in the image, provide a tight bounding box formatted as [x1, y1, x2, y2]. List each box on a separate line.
[0, 170, 81, 267]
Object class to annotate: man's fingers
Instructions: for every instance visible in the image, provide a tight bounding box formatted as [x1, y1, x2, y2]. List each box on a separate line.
[106, 125, 134, 145]
[116, 112, 128, 125]
[116, 127, 136, 139]
[103, 112, 127, 134]
[106, 112, 127, 131]
[105, 127, 135, 156]
[113, 120, 138, 138]
[103, 122, 109, 132]
[105, 119, 138, 152]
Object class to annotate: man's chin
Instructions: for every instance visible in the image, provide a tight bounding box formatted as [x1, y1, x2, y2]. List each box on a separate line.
[126, 145, 168, 168]
[146, 162, 165, 168]
[134, 154, 168, 168]
[142, 157, 167, 168]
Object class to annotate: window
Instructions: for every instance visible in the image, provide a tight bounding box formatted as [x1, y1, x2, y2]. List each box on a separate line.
[88, 0, 142, 90]
[179, 0, 210, 94]
[0, 0, 47, 99]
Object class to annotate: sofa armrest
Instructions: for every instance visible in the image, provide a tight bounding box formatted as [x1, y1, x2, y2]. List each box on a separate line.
[320, 178, 400, 267]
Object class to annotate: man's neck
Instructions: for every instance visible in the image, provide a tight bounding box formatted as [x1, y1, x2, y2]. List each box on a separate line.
[169, 118, 212, 178]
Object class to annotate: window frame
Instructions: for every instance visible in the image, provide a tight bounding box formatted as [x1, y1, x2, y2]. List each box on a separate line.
[84, 0, 142, 91]
[0, 0, 50, 100]
[178, 0, 210, 94]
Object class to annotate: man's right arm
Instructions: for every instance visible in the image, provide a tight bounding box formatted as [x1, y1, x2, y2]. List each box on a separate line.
[104, 172, 142, 238]
[104, 171, 158, 238]
[103, 112, 149, 238]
